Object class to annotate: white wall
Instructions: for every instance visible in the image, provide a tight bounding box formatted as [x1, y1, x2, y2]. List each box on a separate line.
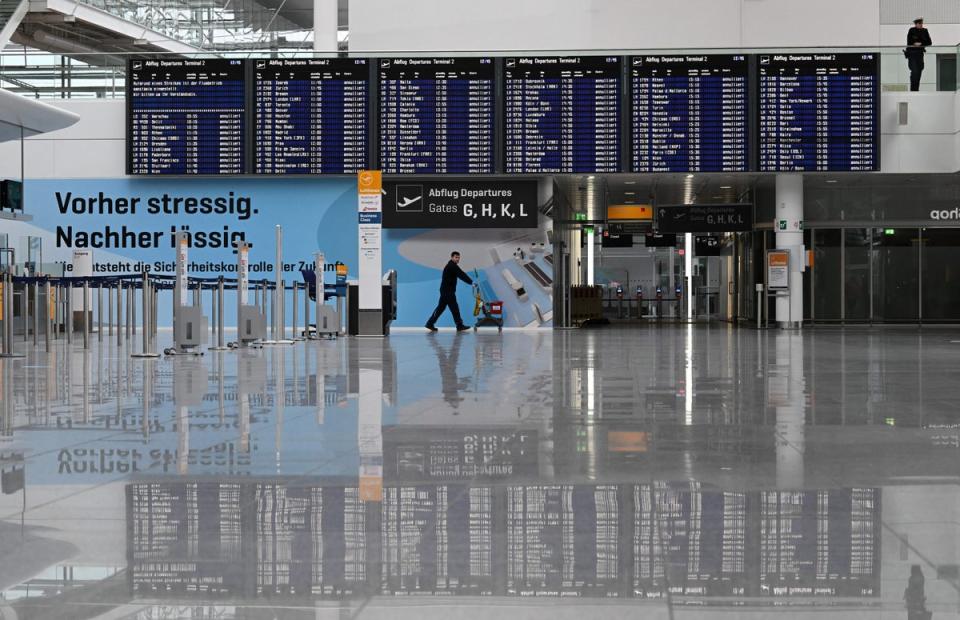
[0, 99, 124, 180]
[349, 0, 882, 51]
[880, 91, 959, 172]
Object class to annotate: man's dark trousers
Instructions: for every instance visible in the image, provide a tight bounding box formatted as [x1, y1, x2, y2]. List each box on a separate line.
[427, 293, 465, 328]
[908, 54, 924, 91]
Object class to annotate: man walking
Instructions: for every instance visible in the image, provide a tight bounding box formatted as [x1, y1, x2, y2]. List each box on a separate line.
[906, 17, 932, 92]
[426, 251, 473, 332]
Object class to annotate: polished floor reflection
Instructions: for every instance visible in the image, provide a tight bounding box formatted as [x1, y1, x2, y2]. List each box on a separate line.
[1, 326, 959, 619]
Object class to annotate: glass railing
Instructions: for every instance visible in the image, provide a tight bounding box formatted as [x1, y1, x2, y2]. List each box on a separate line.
[0, 45, 957, 99]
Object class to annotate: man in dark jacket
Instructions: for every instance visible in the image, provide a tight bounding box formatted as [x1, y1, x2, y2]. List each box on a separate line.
[426, 251, 473, 332]
[906, 17, 932, 91]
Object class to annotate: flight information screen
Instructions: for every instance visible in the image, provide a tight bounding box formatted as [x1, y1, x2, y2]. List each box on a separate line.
[758, 53, 879, 171]
[127, 58, 245, 175]
[631, 55, 750, 172]
[504, 56, 621, 173]
[378, 57, 495, 174]
[253, 58, 369, 174]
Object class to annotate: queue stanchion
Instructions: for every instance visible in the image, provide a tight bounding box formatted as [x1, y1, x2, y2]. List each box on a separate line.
[132, 272, 159, 359]
[107, 281, 113, 338]
[82, 279, 90, 350]
[44, 278, 51, 353]
[116, 281, 123, 348]
[52, 282, 59, 341]
[303, 277, 310, 340]
[1, 272, 18, 357]
[210, 276, 228, 351]
[125, 281, 133, 341]
[292, 282, 299, 341]
[32, 282, 39, 347]
[66, 279, 73, 345]
[210, 282, 217, 342]
[97, 283, 103, 343]
[22, 281, 28, 344]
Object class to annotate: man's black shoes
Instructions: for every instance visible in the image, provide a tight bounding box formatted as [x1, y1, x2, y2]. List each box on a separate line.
[456, 325, 471, 332]
[425, 324, 438, 332]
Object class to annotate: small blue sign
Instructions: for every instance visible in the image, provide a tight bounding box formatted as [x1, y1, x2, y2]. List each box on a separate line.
[359, 212, 382, 224]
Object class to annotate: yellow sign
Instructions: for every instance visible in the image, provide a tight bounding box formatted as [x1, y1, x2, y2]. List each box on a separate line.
[336, 263, 348, 277]
[357, 170, 382, 195]
[49, 286, 55, 318]
[607, 205, 653, 221]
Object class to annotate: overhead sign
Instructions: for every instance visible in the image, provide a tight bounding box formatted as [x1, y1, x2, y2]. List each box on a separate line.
[767, 250, 790, 290]
[655, 203, 753, 233]
[607, 204, 653, 221]
[695, 235, 723, 256]
[382, 179, 538, 229]
[358, 170, 382, 310]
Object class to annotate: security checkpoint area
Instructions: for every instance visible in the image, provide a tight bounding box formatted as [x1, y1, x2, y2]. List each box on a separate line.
[2, 1, 960, 615]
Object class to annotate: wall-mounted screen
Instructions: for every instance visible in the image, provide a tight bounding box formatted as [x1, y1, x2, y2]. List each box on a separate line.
[127, 59, 246, 175]
[758, 53, 879, 172]
[504, 56, 621, 173]
[253, 58, 369, 174]
[378, 57, 495, 174]
[631, 55, 750, 173]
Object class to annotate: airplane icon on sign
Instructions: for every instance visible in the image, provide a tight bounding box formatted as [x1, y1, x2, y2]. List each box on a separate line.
[398, 195, 421, 209]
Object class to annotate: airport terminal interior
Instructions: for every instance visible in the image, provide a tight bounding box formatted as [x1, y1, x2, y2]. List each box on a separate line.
[2, 1, 960, 618]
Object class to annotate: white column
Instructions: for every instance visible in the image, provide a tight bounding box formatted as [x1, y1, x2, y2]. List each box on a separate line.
[585, 228, 595, 286]
[775, 174, 804, 327]
[313, 0, 339, 52]
[772, 331, 805, 489]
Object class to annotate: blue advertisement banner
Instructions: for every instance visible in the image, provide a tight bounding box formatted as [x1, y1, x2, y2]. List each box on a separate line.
[9, 178, 554, 328]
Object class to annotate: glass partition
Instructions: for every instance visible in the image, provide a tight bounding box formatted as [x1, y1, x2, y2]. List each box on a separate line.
[812, 229, 841, 321]
[872, 228, 920, 322]
[920, 228, 960, 321]
[843, 228, 871, 321]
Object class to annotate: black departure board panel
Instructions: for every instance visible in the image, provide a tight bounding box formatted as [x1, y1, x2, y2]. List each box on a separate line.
[128, 58, 245, 175]
[378, 58, 495, 174]
[504, 56, 622, 173]
[631, 55, 749, 172]
[759, 53, 879, 171]
[253, 58, 369, 174]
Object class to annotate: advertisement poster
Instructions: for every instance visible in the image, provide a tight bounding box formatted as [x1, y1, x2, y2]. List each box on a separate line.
[9, 177, 554, 328]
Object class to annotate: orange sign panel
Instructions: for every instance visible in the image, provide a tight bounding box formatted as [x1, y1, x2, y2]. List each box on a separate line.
[357, 170, 382, 195]
[608, 431, 649, 453]
[768, 251, 789, 267]
[607, 205, 653, 221]
[359, 475, 383, 502]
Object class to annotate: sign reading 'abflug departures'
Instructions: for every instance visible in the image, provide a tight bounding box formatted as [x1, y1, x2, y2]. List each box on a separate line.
[382, 179, 538, 229]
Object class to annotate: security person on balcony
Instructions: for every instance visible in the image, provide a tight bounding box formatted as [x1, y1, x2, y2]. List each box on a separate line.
[906, 17, 932, 91]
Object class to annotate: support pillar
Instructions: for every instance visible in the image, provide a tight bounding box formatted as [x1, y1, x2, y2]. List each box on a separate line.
[312, 0, 339, 52]
[774, 174, 804, 328]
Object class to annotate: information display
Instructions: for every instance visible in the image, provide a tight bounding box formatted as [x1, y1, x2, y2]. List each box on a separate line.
[254, 58, 369, 174]
[504, 56, 621, 173]
[631, 55, 749, 172]
[128, 59, 245, 175]
[758, 53, 879, 171]
[378, 58, 495, 174]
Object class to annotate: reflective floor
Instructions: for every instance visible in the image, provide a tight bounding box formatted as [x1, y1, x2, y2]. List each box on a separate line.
[1, 325, 959, 619]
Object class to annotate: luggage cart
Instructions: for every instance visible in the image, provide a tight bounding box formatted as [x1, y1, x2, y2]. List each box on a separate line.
[472, 280, 503, 332]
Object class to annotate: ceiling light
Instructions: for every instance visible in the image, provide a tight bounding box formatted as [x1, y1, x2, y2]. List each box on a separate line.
[826, 179, 838, 183]
[624, 191, 635, 195]
[624, 181, 636, 185]
[685, 174, 694, 179]
[720, 185, 731, 189]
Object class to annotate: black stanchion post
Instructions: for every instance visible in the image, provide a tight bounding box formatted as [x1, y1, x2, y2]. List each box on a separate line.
[32, 282, 39, 347]
[116, 281, 123, 348]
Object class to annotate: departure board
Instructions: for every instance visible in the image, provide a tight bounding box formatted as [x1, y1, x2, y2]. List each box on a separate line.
[378, 58, 495, 174]
[254, 58, 369, 174]
[758, 53, 879, 171]
[631, 55, 749, 172]
[128, 59, 245, 175]
[504, 56, 621, 173]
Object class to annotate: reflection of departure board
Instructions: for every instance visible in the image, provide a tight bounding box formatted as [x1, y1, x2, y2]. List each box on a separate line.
[127, 59, 246, 175]
[504, 57, 622, 173]
[507, 485, 620, 596]
[760, 488, 879, 596]
[129, 482, 248, 595]
[630, 55, 750, 172]
[382, 485, 493, 594]
[383, 428, 537, 481]
[255, 485, 367, 596]
[634, 482, 748, 597]
[758, 53, 879, 171]
[379, 58, 495, 174]
[253, 58, 369, 174]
